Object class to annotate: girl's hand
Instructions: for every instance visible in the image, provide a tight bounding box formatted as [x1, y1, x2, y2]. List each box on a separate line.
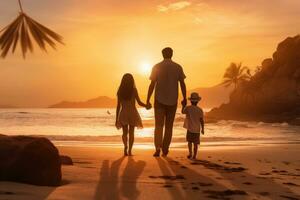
[201, 129, 205, 135]
[146, 103, 152, 110]
[115, 121, 120, 129]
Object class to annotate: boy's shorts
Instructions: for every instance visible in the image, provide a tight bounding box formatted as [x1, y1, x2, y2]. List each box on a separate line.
[186, 131, 200, 144]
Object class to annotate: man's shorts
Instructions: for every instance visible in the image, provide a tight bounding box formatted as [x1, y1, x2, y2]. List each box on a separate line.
[186, 131, 200, 144]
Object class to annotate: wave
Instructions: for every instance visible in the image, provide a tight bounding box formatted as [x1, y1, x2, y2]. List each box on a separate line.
[25, 134, 300, 143]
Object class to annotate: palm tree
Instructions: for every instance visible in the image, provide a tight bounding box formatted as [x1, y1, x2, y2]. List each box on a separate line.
[222, 62, 250, 90]
[0, 0, 64, 58]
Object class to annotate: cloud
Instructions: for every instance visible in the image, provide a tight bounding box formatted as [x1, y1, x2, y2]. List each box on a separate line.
[157, 1, 191, 12]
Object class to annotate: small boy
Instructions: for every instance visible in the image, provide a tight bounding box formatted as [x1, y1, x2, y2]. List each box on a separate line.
[182, 92, 204, 160]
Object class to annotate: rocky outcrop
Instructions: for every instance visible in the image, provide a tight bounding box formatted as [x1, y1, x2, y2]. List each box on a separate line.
[208, 35, 300, 124]
[0, 135, 61, 186]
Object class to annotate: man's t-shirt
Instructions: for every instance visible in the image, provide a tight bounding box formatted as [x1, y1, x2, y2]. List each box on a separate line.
[182, 105, 204, 133]
[150, 59, 186, 106]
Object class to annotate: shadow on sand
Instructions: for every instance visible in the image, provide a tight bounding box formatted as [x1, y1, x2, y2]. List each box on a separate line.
[155, 157, 230, 199]
[94, 156, 145, 200]
[94, 156, 299, 199]
[0, 181, 57, 200]
[157, 157, 300, 199]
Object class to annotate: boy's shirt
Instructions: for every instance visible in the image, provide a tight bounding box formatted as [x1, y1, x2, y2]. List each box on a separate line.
[182, 105, 204, 133]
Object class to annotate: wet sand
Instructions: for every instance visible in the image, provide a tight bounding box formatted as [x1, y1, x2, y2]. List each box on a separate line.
[1, 144, 300, 200]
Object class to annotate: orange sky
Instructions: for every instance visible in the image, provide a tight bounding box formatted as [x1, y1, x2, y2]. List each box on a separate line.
[1, 0, 300, 107]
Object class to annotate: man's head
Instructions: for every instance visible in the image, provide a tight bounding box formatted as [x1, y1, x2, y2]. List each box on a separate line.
[162, 47, 173, 59]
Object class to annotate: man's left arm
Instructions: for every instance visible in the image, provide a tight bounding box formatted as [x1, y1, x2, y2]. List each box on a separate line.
[179, 79, 187, 107]
[179, 66, 187, 106]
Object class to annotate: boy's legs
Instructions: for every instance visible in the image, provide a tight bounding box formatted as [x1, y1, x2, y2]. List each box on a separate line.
[187, 142, 192, 158]
[193, 143, 198, 159]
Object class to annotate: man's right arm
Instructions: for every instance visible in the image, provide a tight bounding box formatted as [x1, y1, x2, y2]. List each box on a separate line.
[147, 81, 156, 107]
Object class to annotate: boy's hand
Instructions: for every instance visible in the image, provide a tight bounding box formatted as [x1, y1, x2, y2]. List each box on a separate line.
[201, 129, 204, 135]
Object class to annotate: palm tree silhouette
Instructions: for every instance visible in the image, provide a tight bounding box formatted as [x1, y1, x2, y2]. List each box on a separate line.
[0, 0, 64, 58]
[222, 62, 250, 91]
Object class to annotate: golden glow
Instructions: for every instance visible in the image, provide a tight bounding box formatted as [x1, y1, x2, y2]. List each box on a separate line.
[1, 0, 299, 107]
[139, 61, 152, 76]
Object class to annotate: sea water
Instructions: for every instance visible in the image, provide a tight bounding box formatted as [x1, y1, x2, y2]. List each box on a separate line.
[0, 108, 299, 147]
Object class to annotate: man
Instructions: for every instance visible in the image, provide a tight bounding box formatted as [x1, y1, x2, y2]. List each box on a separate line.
[147, 47, 187, 157]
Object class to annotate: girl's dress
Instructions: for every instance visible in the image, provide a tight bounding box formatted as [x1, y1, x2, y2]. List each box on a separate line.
[117, 95, 143, 129]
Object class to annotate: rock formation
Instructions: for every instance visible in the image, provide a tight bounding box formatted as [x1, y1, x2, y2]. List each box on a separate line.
[208, 35, 300, 124]
[0, 135, 61, 186]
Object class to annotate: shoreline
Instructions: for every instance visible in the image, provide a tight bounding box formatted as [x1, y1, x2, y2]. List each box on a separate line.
[52, 140, 300, 148]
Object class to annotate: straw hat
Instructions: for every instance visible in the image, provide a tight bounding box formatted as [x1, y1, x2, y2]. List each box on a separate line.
[188, 92, 201, 101]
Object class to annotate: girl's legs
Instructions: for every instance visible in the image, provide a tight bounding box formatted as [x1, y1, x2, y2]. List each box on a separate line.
[128, 125, 135, 156]
[193, 143, 198, 159]
[122, 125, 129, 156]
[187, 142, 192, 159]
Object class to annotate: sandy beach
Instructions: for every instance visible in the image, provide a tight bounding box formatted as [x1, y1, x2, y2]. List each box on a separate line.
[1, 143, 300, 200]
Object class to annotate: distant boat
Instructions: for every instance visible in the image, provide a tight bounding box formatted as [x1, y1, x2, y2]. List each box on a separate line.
[107, 110, 111, 115]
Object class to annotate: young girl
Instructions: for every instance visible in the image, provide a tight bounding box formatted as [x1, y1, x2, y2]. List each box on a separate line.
[115, 73, 148, 156]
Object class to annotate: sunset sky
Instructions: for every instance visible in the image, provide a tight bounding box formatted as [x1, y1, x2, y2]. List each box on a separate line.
[1, 0, 300, 107]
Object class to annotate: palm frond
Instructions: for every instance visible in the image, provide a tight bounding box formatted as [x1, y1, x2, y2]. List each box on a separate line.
[239, 66, 249, 76]
[0, 15, 22, 48]
[238, 74, 251, 81]
[221, 79, 233, 87]
[0, 12, 64, 58]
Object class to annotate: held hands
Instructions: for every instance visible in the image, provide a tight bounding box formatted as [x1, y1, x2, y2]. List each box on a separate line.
[145, 102, 152, 110]
[181, 98, 187, 107]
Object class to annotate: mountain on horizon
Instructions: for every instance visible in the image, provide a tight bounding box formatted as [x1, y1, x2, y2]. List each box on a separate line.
[189, 84, 232, 108]
[0, 105, 16, 108]
[49, 96, 117, 108]
[49, 85, 231, 108]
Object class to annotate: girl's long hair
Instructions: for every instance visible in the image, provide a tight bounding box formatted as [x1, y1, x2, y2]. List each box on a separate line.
[117, 73, 136, 101]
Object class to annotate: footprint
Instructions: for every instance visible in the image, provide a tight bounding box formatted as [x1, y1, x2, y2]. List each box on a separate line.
[258, 192, 270, 196]
[224, 161, 242, 165]
[0, 191, 15, 195]
[198, 182, 213, 187]
[192, 186, 200, 190]
[163, 184, 173, 188]
[283, 182, 300, 187]
[280, 195, 299, 200]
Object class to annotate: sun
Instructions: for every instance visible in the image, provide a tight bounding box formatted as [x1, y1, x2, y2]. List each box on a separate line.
[139, 62, 152, 75]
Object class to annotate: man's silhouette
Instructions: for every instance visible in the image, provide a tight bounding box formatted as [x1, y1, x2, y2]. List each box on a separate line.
[147, 47, 187, 157]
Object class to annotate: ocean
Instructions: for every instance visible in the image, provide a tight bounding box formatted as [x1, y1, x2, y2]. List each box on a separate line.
[0, 108, 299, 147]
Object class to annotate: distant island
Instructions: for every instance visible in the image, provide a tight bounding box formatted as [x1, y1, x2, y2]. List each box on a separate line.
[0, 105, 16, 108]
[49, 96, 117, 108]
[207, 35, 300, 125]
[49, 86, 231, 109]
